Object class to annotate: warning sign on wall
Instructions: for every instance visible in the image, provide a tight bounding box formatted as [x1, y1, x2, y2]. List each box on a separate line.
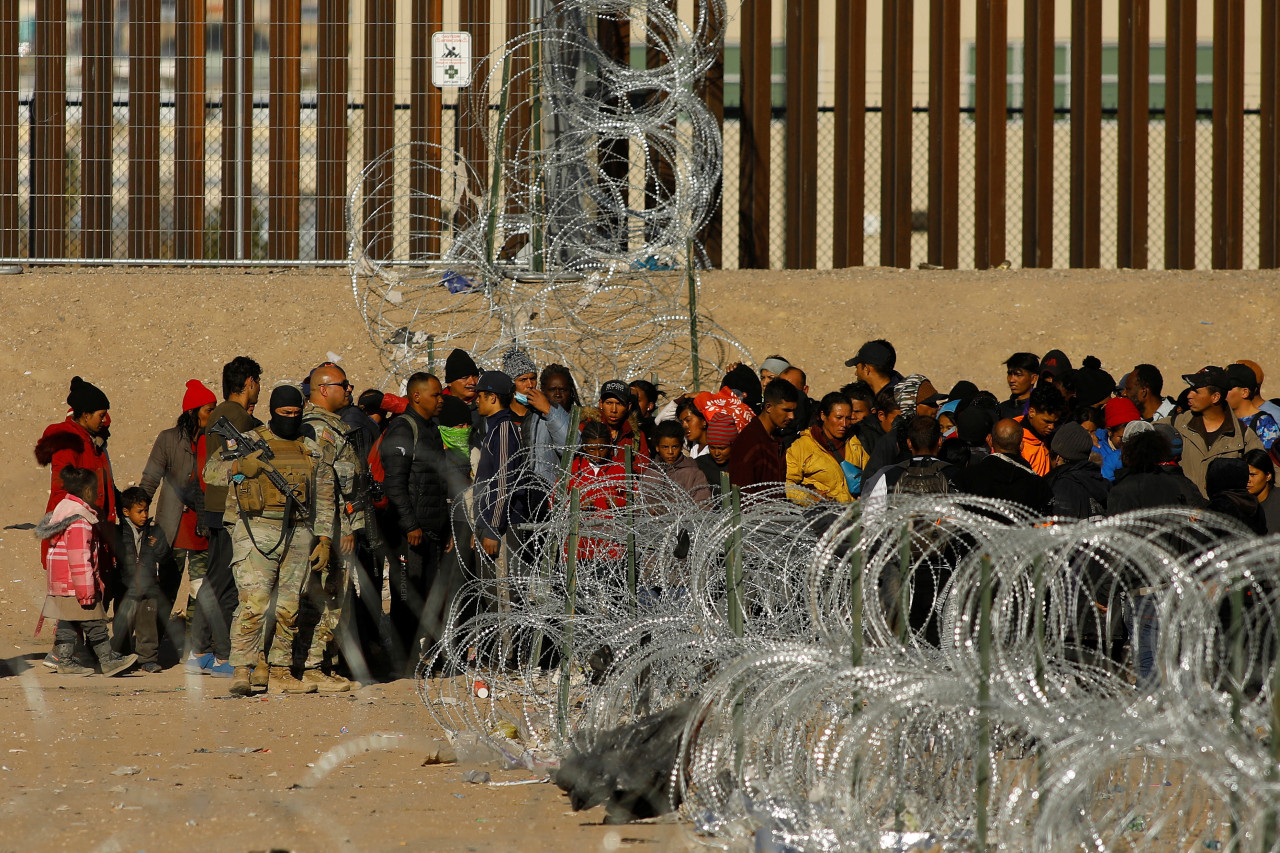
[432, 32, 473, 88]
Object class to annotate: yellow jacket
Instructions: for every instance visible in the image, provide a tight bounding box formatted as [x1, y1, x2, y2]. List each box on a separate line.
[785, 429, 871, 504]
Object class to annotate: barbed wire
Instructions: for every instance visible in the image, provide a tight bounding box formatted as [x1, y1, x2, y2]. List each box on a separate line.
[347, 1, 740, 392]
[412, 436, 1280, 851]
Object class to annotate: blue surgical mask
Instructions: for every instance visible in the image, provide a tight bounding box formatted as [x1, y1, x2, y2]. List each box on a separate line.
[515, 392, 529, 406]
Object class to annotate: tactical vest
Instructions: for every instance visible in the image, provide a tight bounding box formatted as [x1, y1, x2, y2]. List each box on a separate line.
[232, 431, 314, 519]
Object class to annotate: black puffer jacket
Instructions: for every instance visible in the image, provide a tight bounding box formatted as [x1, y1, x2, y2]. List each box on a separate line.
[1047, 460, 1110, 519]
[379, 408, 453, 540]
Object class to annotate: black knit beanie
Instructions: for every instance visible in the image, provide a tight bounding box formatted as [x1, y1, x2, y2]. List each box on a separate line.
[444, 349, 480, 384]
[723, 364, 762, 409]
[67, 376, 110, 414]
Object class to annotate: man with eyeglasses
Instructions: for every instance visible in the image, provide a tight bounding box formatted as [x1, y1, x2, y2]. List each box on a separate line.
[294, 363, 367, 692]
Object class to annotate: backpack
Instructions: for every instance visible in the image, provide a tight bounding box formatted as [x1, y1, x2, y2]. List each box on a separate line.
[368, 416, 418, 511]
[891, 459, 952, 498]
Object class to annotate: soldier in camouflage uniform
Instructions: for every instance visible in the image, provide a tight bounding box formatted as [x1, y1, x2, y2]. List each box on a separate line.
[203, 383, 336, 696]
[298, 364, 367, 692]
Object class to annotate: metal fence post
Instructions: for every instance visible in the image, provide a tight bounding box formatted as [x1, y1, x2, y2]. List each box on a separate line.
[975, 554, 994, 850]
[974, 0, 1007, 270]
[687, 242, 701, 392]
[557, 487, 582, 741]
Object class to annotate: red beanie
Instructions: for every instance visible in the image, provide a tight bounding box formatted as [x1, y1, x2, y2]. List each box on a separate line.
[182, 379, 217, 412]
[704, 412, 740, 446]
[1103, 396, 1141, 429]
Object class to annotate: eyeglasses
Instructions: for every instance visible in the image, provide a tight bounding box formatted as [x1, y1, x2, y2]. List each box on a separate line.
[320, 381, 351, 391]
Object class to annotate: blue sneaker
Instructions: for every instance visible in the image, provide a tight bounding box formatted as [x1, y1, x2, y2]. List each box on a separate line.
[208, 659, 234, 678]
[185, 652, 215, 674]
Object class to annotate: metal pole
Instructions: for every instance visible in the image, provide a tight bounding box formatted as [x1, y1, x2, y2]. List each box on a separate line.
[849, 525, 863, 667]
[687, 240, 701, 392]
[234, 0, 246, 260]
[556, 487, 581, 741]
[975, 554, 994, 850]
[625, 444, 637, 608]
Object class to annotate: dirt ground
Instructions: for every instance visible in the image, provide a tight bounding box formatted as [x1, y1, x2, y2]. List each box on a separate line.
[1, 264, 1277, 851]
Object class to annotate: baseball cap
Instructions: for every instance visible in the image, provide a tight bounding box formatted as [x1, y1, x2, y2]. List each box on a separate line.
[845, 341, 894, 370]
[476, 370, 515, 396]
[599, 379, 632, 404]
[1223, 363, 1259, 391]
[1237, 359, 1265, 387]
[1039, 349, 1073, 379]
[1182, 366, 1226, 390]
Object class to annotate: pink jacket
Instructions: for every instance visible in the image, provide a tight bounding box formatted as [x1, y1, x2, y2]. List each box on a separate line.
[36, 495, 101, 602]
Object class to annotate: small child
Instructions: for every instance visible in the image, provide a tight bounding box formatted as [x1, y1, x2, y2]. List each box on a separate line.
[112, 487, 170, 673]
[566, 421, 627, 562]
[699, 412, 738, 498]
[36, 466, 137, 676]
[650, 420, 711, 502]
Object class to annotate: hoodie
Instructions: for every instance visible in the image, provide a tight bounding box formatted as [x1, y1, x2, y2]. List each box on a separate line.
[1046, 459, 1110, 519]
[650, 454, 712, 503]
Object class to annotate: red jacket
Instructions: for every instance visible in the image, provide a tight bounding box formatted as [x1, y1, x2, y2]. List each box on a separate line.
[35, 418, 117, 523]
[565, 456, 627, 561]
[37, 495, 102, 603]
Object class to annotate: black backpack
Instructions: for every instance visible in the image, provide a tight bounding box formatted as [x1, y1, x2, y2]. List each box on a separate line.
[892, 458, 953, 497]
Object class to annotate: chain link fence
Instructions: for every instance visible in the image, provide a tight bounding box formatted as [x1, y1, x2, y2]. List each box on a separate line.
[4, 8, 1266, 271]
[718, 106, 1259, 271]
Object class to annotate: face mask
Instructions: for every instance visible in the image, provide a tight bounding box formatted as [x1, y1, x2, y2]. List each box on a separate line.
[439, 424, 472, 458]
[270, 412, 303, 440]
[515, 392, 529, 406]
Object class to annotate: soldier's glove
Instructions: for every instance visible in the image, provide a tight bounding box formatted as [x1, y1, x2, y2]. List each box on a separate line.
[309, 537, 331, 576]
[238, 450, 272, 478]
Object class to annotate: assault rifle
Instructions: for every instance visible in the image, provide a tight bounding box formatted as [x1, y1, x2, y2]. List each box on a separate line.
[208, 416, 308, 513]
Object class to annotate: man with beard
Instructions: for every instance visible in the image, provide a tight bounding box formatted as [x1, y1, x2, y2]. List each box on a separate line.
[204, 384, 336, 697]
[190, 356, 262, 677]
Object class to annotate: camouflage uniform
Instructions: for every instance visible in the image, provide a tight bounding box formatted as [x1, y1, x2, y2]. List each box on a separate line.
[203, 424, 336, 669]
[300, 403, 366, 671]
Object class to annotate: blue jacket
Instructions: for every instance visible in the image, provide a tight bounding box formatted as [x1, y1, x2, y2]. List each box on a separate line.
[475, 408, 524, 540]
[523, 403, 572, 484]
[1094, 428, 1123, 481]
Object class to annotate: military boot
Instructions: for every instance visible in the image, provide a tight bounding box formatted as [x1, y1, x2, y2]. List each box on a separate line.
[93, 642, 137, 677]
[301, 669, 351, 693]
[250, 659, 270, 692]
[53, 642, 92, 675]
[269, 666, 316, 694]
[229, 666, 253, 697]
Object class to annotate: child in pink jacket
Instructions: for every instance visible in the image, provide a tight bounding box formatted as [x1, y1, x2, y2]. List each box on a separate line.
[35, 466, 137, 676]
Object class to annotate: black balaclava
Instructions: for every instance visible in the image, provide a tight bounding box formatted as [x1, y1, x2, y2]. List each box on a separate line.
[269, 384, 305, 440]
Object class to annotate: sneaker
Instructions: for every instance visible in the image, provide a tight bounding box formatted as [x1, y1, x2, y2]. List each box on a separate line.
[57, 659, 94, 676]
[208, 659, 234, 678]
[185, 652, 215, 674]
[302, 669, 352, 693]
[140, 662, 162, 674]
[41, 651, 59, 670]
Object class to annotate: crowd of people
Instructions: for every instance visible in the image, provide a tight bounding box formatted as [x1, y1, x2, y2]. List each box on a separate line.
[29, 341, 1280, 693]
